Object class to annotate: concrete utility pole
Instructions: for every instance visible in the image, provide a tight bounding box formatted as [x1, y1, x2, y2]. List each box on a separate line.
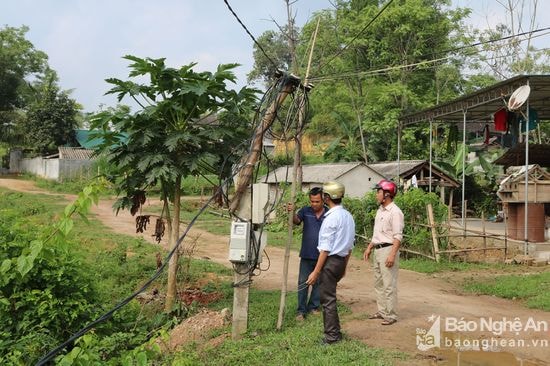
[229, 75, 299, 215]
[230, 74, 299, 340]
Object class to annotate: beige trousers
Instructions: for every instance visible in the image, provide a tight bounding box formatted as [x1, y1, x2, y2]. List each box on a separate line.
[373, 246, 399, 320]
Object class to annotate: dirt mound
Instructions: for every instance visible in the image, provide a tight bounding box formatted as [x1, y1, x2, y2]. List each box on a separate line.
[166, 308, 230, 350]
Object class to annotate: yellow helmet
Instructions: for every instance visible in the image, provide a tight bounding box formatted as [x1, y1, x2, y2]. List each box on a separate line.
[322, 181, 345, 199]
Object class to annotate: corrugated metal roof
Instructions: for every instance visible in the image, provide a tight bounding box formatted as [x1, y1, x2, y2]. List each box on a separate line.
[58, 146, 95, 160]
[369, 160, 460, 188]
[261, 162, 367, 183]
[400, 75, 550, 125]
[368, 160, 426, 179]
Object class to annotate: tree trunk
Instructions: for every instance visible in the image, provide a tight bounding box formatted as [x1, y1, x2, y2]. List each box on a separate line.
[165, 175, 182, 312]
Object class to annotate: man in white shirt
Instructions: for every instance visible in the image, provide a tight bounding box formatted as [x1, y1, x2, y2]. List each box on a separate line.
[306, 181, 355, 344]
[363, 179, 404, 325]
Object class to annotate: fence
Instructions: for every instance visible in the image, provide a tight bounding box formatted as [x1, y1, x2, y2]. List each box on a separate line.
[18, 156, 94, 181]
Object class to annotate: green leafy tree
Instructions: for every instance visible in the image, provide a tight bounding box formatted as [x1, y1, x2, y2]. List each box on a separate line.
[0, 25, 48, 143]
[247, 25, 298, 84]
[291, 1, 471, 161]
[90, 56, 257, 311]
[21, 72, 80, 155]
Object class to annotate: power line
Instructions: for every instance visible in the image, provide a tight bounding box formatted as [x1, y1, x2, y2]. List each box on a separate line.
[443, 25, 550, 56]
[314, 0, 395, 73]
[309, 26, 550, 82]
[223, 0, 279, 71]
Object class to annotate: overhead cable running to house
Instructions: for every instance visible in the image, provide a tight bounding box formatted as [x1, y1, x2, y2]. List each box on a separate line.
[441, 26, 550, 58]
[309, 26, 550, 82]
[223, 0, 279, 71]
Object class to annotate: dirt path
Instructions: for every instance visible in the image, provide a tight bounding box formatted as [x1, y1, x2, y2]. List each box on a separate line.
[1, 178, 549, 365]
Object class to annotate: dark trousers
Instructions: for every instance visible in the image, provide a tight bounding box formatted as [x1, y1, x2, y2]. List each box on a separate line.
[319, 255, 346, 342]
[297, 258, 320, 315]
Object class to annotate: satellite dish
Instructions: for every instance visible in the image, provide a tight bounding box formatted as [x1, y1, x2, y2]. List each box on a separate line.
[507, 85, 531, 111]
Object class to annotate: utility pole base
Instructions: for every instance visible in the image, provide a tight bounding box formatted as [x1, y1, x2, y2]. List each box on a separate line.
[231, 263, 250, 340]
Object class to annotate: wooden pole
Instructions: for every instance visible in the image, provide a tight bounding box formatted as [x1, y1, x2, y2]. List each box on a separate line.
[504, 204, 508, 259]
[427, 204, 440, 262]
[463, 200, 467, 238]
[401, 248, 436, 260]
[448, 190, 453, 222]
[276, 17, 319, 331]
[481, 211, 487, 260]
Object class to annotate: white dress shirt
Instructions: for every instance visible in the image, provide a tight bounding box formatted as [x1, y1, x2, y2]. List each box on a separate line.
[317, 205, 355, 257]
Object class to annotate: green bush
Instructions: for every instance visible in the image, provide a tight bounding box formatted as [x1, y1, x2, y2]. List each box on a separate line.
[0, 199, 99, 363]
[268, 186, 448, 255]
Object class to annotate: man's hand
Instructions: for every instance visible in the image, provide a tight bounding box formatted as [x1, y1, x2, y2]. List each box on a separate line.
[363, 244, 373, 261]
[385, 252, 396, 267]
[306, 270, 320, 285]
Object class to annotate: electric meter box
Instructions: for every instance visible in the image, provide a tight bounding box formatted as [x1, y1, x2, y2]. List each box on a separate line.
[229, 221, 250, 263]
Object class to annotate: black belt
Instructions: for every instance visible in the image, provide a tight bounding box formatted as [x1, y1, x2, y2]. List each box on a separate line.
[328, 255, 346, 260]
[373, 243, 393, 249]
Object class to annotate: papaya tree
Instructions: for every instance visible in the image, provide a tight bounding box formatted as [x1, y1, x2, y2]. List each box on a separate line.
[90, 56, 257, 311]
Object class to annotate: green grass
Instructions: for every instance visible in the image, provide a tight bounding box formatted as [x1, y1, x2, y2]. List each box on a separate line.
[464, 272, 550, 311]
[400, 257, 505, 274]
[1, 185, 409, 365]
[173, 289, 407, 365]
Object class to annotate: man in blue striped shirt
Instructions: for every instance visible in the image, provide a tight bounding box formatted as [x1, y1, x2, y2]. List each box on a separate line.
[288, 187, 327, 321]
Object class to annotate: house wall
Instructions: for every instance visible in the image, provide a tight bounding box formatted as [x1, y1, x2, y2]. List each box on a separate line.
[338, 166, 384, 198]
[20, 157, 59, 180]
[265, 166, 382, 200]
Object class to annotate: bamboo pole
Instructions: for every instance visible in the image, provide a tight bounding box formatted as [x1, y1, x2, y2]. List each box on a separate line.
[481, 211, 487, 260]
[438, 247, 506, 254]
[401, 248, 436, 260]
[276, 16, 319, 331]
[427, 204, 440, 262]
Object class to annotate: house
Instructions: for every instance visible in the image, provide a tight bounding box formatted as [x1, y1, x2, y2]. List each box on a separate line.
[260, 160, 459, 204]
[260, 162, 385, 198]
[369, 160, 459, 188]
[11, 146, 95, 181]
[497, 164, 550, 242]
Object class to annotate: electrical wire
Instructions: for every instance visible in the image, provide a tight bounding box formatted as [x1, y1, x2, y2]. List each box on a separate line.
[314, 0, 395, 74]
[36, 70, 309, 365]
[223, 0, 279, 72]
[36, 184, 223, 365]
[309, 26, 550, 83]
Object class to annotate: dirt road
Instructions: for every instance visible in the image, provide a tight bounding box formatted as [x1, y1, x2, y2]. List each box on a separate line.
[1, 178, 548, 365]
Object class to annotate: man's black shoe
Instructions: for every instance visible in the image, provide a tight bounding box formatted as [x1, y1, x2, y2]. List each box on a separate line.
[320, 337, 341, 345]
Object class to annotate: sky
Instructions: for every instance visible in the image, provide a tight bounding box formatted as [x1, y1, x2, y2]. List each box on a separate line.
[2, 0, 549, 113]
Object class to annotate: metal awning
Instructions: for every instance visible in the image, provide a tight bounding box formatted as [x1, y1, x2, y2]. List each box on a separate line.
[397, 75, 550, 252]
[400, 75, 550, 125]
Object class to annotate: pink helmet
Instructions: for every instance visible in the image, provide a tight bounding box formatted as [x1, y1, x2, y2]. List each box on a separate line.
[374, 179, 397, 197]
